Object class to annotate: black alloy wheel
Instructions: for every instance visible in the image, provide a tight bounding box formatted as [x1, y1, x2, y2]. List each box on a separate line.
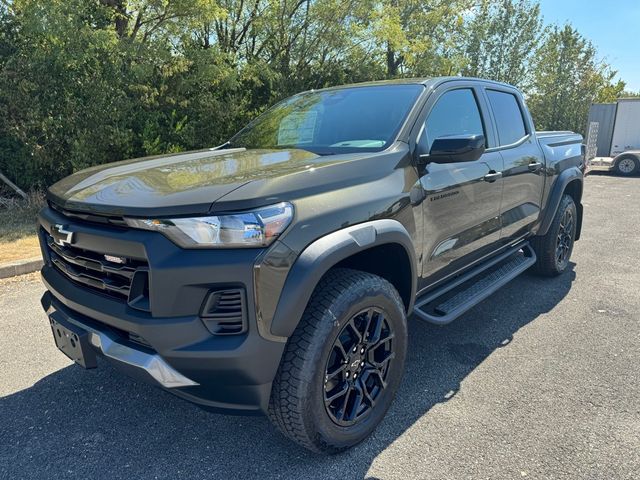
[531, 193, 577, 276]
[323, 307, 394, 426]
[268, 268, 408, 453]
[555, 207, 575, 270]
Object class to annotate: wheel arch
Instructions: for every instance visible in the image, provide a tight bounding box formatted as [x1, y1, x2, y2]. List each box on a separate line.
[564, 178, 583, 241]
[269, 220, 417, 338]
[537, 167, 584, 240]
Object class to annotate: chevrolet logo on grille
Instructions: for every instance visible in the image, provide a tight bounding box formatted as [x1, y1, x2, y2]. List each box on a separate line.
[51, 224, 74, 247]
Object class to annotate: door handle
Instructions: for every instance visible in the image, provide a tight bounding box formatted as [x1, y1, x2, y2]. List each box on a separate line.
[483, 171, 503, 183]
[528, 161, 542, 172]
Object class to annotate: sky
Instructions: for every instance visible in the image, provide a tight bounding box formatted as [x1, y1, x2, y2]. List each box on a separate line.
[537, 0, 640, 92]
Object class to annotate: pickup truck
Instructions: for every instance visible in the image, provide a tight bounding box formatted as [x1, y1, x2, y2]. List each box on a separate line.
[38, 77, 584, 453]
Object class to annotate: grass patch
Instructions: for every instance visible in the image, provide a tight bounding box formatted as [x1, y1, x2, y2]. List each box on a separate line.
[0, 191, 46, 264]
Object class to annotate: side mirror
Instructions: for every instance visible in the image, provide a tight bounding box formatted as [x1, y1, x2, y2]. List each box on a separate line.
[419, 134, 486, 164]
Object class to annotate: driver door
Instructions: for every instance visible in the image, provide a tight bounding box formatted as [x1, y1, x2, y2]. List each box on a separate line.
[416, 86, 504, 284]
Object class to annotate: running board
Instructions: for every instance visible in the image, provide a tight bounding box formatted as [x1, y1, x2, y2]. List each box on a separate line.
[414, 243, 536, 325]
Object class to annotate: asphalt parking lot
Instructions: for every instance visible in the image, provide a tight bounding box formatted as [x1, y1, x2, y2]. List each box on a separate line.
[1, 173, 639, 480]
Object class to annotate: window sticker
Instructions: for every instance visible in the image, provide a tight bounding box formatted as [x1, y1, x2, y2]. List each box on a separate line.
[277, 110, 318, 146]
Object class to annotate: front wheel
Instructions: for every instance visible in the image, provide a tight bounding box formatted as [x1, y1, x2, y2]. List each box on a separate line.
[531, 194, 577, 276]
[268, 268, 408, 453]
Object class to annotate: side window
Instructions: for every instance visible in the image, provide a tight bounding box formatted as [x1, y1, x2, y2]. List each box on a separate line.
[486, 90, 528, 146]
[423, 89, 485, 151]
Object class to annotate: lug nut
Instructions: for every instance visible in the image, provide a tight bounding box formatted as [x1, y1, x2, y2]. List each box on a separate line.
[353, 346, 357, 352]
[353, 373, 358, 379]
[360, 361, 365, 367]
[345, 371, 350, 378]
[360, 348, 365, 354]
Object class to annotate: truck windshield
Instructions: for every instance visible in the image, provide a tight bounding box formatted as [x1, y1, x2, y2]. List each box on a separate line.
[229, 84, 423, 155]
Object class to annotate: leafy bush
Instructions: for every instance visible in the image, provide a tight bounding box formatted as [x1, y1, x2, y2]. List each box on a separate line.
[0, 0, 626, 191]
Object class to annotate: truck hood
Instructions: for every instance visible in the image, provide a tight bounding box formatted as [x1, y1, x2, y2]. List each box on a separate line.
[48, 147, 403, 217]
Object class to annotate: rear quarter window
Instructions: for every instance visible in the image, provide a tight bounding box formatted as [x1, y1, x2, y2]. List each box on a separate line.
[486, 90, 528, 146]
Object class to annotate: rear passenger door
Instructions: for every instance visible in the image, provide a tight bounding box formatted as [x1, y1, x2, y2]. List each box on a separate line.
[483, 88, 545, 241]
[416, 85, 505, 282]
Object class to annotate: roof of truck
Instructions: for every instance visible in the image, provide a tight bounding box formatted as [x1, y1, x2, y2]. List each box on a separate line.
[310, 76, 520, 93]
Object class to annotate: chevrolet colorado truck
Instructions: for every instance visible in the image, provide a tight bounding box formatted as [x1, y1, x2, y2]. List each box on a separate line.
[38, 77, 584, 453]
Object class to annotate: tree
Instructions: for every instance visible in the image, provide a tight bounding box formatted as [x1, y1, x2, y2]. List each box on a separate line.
[0, 1, 634, 192]
[197, 0, 377, 90]
[527, 24, 623, 135]
[596, 80, 626, 103]
[370, 0, 471, 78]
[461, 0, 545, 89]
[0, 0, 135, 187]
[97, 0, 221, 42]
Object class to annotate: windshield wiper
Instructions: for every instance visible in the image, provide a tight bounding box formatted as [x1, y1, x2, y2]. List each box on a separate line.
[211, 140, 233, 150]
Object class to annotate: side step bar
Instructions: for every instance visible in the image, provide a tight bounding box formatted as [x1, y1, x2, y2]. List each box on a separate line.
[414, 243, 536, 325]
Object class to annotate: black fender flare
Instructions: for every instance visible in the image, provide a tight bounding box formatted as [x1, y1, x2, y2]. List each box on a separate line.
[269, 219, 417, 338]
[537, 166, 583, 238]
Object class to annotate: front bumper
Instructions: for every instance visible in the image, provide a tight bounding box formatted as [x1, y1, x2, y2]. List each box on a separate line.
[43, 292, 198, 388]
[38, 206, 287, 415]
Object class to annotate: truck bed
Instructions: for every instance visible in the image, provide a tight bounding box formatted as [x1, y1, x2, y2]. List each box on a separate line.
[537, 131, 584, 168]
[536, 131, 583, 146]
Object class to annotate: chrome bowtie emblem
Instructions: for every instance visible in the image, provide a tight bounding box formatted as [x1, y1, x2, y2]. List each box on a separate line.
[51, 224, 74, 247]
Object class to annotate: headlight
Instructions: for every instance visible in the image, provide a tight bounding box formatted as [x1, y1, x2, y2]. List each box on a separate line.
[125, 202, 293, 248]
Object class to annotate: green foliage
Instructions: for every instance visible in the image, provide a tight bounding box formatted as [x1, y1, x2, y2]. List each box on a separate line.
[527, 24, 621, 135]
[370, 0, 472, 77]
[462, 0, 545, 89]
[0, 0, 631, 190]
[596, 80, 626, 104]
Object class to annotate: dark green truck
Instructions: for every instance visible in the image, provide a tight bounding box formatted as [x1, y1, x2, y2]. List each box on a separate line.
[38, 77, 584, 453]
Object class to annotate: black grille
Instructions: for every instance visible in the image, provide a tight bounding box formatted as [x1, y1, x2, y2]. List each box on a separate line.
[46, 232, 148, 305]
[200, 288, 247, 335]
[49, 202, 127, 227]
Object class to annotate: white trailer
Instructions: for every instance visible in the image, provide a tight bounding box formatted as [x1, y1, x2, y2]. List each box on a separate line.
[587, 98, 640, 175]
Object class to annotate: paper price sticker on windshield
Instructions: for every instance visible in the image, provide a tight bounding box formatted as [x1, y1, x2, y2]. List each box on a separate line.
[277, 110, 317, 146]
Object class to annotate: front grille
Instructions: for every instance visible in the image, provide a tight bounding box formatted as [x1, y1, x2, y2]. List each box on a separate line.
[45, 232, 149, 305]
[49, 202, 127, 228]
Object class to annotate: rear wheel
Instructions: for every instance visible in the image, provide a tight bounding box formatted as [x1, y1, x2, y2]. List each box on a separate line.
[268, 268, 407, 453]
[614, 155, 639, 176]
[531, 194, 577, 276]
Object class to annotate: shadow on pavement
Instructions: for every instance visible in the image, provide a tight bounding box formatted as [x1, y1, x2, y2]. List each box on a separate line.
[0, 266, 576, 480]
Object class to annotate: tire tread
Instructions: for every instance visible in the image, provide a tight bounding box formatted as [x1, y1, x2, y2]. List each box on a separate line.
[267, 268, 404, 453]
[531, 194, 576, 276]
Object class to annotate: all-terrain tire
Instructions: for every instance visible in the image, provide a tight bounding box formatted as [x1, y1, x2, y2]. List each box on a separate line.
[531, 194, 577, 276]
[268, 268, 408, 454]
